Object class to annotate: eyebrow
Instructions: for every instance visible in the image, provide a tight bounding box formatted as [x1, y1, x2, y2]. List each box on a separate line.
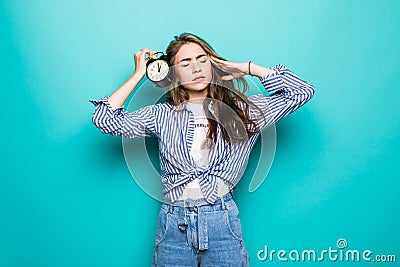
[178, 54, 207, 63]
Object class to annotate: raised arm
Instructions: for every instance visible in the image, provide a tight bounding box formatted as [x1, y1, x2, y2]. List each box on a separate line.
[89, 48, 160, 138]
[208, 57, 315, 131]
[249, 63, 315, 131]
[106, 48, 158, 109]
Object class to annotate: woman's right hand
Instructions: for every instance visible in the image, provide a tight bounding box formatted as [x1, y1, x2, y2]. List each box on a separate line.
[133, 48, 157, 77]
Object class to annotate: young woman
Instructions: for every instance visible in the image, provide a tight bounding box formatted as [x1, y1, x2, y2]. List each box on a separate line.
[89, 33, 315, 267]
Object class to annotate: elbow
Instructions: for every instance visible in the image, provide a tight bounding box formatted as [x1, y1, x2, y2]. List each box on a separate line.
[90, 102, 123, 136]
[304, 84, 315, 101]
[91, 112, 102, 130]
[293, 84, 315, 108]
[91, 113, 110, 135]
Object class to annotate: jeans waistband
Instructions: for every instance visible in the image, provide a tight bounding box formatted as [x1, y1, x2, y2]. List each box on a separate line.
[164, 191, 233, 208]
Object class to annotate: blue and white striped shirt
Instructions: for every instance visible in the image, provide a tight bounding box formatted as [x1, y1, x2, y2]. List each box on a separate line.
[89, 64, 315, 204]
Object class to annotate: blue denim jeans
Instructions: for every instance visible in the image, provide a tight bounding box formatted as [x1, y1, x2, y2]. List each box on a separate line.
[151, 193, 250, 267]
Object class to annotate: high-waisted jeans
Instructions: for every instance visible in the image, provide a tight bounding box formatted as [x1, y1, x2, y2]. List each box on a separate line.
[151, 192, 250, 267]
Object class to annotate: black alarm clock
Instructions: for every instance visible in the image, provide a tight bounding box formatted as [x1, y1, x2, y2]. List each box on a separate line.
[146, 51, 171, 87]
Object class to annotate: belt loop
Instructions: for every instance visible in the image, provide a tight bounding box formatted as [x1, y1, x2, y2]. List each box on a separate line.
[183, 199, 188, 225]
[184, 199, 187, 219]
[168, 203, 172, 214]
[221, 194, 226, 210]
[178, 200, 188, 232]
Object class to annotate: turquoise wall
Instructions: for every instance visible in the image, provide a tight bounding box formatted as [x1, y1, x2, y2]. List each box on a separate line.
[1, 0, 399, 266]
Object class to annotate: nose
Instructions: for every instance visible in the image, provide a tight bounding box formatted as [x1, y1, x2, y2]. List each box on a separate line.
[191, 61, 201, 73]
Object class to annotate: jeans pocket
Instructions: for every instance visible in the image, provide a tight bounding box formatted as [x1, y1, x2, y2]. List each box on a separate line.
[155, 208, 170, 246]
[224, 203, 243, 242]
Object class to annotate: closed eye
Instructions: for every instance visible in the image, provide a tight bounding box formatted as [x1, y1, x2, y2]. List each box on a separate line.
[181, 55, 208, 67]
[199, 55, 207, 63]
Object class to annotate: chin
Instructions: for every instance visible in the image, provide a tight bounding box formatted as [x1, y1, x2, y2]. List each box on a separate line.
[186, 82, 209, 91]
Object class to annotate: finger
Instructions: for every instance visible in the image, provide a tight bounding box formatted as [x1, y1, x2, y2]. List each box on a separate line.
[211, 60, 231, 70]
[150, 51, 158, 59]
[142, 49, 156, 61]
[210, 56, 224, 64]
[145, 50, 159, 60]
[139, 48, 151, 55]
[210, 55, 224, 62]
[221, 75, 234, 81]
[211, 57, 236, 71]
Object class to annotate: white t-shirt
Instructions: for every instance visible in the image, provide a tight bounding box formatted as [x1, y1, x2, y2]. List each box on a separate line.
[178, 101, 230, 200]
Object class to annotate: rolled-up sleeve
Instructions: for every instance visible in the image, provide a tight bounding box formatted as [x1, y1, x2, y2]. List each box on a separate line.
[249, 64, 315, 131]
[89, 95, 157, 138]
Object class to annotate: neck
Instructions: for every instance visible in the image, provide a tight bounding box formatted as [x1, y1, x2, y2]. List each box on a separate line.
[188, 97, 205, 104]
[187, 90, 208, 104]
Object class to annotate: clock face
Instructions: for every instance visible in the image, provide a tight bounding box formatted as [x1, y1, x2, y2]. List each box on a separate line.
[147, 60, 169, 82]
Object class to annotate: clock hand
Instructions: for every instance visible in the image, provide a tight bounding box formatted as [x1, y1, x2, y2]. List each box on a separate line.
[157, 63, 161, 72]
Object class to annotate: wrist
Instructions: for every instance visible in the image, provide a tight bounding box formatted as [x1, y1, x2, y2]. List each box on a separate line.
[248, 61, 253, 76]
[133, 69, 146, 79]
[250, 63, 277, 78]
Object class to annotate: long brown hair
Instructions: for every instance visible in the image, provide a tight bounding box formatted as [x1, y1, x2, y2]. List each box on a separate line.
[165, 33, 264, 147]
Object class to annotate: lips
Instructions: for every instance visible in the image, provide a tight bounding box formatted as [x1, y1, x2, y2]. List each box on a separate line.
[193, 76, 206, 82]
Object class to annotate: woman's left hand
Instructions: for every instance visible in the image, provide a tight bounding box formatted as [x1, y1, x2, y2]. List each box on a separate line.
[209, 56, 249, 80]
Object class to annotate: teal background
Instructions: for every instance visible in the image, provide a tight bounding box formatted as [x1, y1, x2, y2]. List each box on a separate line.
[1, 0, 399, 266]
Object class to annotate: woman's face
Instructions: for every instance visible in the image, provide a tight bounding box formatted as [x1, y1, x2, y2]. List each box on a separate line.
[173, 42, 212, 93]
